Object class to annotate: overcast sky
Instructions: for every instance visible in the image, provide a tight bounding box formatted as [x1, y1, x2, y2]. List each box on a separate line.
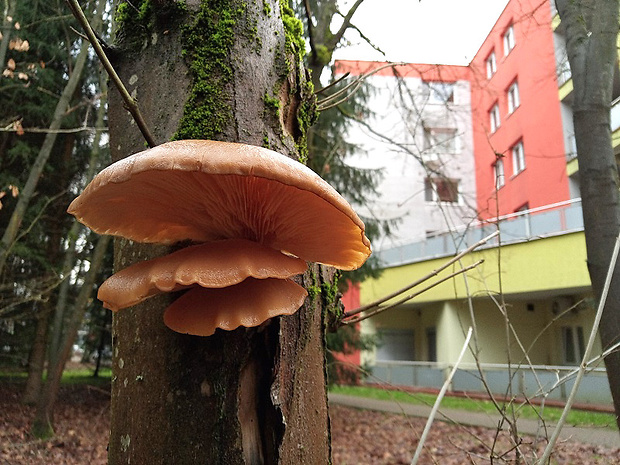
[333, 0, 510, 65]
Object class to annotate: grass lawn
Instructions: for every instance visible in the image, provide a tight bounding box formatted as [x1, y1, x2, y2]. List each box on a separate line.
[0, 366, 112, 387]
[330, 384, 618, 430]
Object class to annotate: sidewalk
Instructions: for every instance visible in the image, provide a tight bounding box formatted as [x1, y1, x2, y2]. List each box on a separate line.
[328, 393, 620, 449]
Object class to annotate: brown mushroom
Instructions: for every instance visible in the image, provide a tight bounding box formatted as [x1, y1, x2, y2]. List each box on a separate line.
[68, 139, 371, 270]
[163, 278, 308, 337]
[98, 238, 307, 311]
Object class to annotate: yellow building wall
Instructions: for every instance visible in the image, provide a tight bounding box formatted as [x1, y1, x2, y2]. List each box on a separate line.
[360, 232, 590, 307]
[359, 233, 600, 366]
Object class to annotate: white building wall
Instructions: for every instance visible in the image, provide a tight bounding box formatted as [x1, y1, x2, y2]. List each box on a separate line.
[343, 72, 478, 251]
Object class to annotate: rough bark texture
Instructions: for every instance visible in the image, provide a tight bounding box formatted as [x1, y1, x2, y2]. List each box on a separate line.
[107, 1, 330, 463]
[556, 0, 620, 428]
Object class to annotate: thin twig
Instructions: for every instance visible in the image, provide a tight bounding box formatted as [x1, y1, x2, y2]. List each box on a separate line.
[538, 233, 620, 464]
[341, 260, 483, 325]
[315, 72, 350, 95]
[0, 125, 106, 134]
[343, 230, 499, 319]
[317, 62, 406, 110]
[65, 0, 156, 147]
[411, 327, 473, 465]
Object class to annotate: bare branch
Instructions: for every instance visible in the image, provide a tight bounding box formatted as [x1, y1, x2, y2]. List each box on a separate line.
[317, 62, 406, 110]
[343, 230, 499, 319]
[65, 0, 156, 148]
[411, 327, 473, 465]
[341, 260, 483, 326]
[539, 233, 620, 463]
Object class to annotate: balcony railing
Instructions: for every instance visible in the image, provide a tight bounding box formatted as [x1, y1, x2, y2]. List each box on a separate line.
[370, 359, 611, 405]
[378, 199, 583, 267]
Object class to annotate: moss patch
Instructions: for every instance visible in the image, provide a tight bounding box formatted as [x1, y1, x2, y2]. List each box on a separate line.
[173, 0, 245, 140]
[279, 0, 306, 62]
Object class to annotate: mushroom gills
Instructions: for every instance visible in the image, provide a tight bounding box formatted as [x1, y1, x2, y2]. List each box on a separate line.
[98, 238, 307, 311]
[163, 278, 308, 336]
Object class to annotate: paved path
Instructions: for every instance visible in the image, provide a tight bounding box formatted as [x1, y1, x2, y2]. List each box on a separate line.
[329, 393, 620, 449]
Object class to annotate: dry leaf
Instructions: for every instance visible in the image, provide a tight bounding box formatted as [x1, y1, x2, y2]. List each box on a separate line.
[12, 120, 24, 136]
[2, 69, 14, 78]
[9, 185, 19, 197]
[7, 58, 15, 70]
[14, 21, 20, 30]
[9, 38, 29, 52]
[17, 72, 28, 81]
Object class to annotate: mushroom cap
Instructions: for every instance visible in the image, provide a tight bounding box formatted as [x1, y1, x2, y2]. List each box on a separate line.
[68, 140, 371, 270]
[163, 278, 308, 336]
[98, 238, 307, 311]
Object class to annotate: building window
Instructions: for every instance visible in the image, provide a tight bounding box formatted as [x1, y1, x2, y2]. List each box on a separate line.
[423, 127, 458, 154]
[376, 329, 415, 361]
[494, 159, 505, 189]
[512, 141, 526, 175]
[423, 81, 455, 104]
[562, 326, 585, 365]
[424, 177, 460, 203]
[503, 24, 515, 56]
[486, 51, 497, 79]
[507, 81, 520, 114]
[426, 327, 437, 362]
[489, 103, 500, 133]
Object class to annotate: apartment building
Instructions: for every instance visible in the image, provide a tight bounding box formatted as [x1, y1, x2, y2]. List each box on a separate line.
[337, 0, 618, 404]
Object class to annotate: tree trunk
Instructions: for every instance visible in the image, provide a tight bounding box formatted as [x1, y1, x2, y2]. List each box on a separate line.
[21, 306, 49, 405]
[556, 0, 620, 427]
[0, 0, 16, 70]
[0, 1, 101, 275]
[47, 76, 108, 373]
[31, 234, 111, 438]
[106, 1, 330, 463]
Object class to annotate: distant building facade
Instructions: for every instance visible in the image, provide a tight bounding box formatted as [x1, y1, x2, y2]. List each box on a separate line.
[335, 0, 620, 405]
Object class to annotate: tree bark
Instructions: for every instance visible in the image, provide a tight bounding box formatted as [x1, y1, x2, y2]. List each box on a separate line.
[106, 1, 330, 463]
[556, 0, 620, 427]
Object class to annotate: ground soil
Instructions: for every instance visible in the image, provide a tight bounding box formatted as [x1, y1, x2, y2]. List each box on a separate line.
[1, 382, 619, 464]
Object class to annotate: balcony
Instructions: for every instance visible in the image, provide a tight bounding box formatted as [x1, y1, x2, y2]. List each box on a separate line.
[377, 199, 584, 267]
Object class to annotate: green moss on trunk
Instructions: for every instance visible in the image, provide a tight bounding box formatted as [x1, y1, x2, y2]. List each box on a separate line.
[173, 0, 245, 140]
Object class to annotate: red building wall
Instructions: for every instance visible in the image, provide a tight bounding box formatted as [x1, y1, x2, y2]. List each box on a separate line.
[336, 282, 361, 368]
[470, 0, 569, 219]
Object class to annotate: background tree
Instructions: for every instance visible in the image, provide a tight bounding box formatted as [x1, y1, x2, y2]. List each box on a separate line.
[105, 0, 332, 462]
[0, 0, 107, 406]
[555, 0, 620, 427]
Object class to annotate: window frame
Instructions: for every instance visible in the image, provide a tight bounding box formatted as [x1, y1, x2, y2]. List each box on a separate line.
[424, 81, 455, 104]
[562, 326, 585, 365]
[494, 159, 505, 189]
[507, 81, 520, 114]
[489, 103, 500, 133]
[512, 140, 526, 175]
[486, 51, 497, 79]
[424, 177, 461, 204]
[503, 24, 515, 56]
[423, 127, 459, 154]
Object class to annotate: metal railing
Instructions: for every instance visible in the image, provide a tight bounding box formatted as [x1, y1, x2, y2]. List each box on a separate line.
[371, 359, 611, 405]
[378, 199, 584, 267]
